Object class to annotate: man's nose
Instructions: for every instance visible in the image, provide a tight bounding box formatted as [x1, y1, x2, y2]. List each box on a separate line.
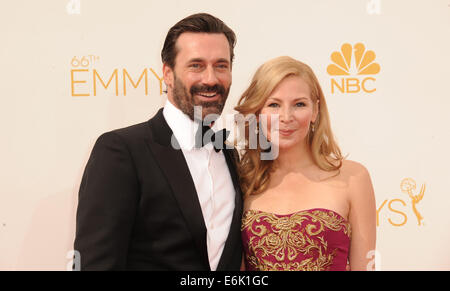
[202, 66, 219, 86]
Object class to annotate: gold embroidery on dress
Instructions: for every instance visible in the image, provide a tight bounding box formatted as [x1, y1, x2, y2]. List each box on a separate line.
[242, 209, 351, 271]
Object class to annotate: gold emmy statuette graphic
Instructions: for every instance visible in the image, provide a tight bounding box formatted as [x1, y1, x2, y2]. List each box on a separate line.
[400, 178, 425, 226]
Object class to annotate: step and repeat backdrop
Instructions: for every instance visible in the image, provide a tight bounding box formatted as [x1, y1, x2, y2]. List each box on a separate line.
[1, 0, 449, 270]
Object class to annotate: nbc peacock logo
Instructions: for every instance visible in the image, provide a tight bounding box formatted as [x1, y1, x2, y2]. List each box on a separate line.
[327, 43, 380, 94]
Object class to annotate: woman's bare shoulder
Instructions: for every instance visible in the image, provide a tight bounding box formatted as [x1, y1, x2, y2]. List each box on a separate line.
[340, 159, 374, 201]
[340, 159, 370, 178]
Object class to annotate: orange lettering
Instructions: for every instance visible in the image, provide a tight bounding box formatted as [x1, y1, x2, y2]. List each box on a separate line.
[123, 69, 148, 96]
[331, 78, 345, 94]
[388, 199, 408, 227]
[150, 68, 164, 95]
[71, 69, 89, 97]
[93, 69, 119, 96]
[362, 77, 376, 93]
[346, 78, 360, 93]
[376, 199, 388, 227]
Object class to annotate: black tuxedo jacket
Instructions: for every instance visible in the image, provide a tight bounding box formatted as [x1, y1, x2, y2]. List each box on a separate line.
[74, 108, 243, 270]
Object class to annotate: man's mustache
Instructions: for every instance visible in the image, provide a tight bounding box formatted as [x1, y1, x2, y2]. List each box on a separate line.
[190, 84, 226, 96]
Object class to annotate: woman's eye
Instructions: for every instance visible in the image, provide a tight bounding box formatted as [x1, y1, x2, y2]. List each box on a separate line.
[268, 103, 279, 108]
[295, 102, 306, 107]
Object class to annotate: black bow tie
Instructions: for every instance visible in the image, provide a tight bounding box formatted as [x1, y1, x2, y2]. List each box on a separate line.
[195, 123, 230, 152]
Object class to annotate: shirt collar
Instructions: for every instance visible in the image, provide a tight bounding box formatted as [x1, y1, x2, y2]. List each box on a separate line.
[163, 100, 216, 151]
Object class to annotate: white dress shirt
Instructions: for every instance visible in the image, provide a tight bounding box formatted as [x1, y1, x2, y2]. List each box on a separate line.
[163, 100, 235, 271]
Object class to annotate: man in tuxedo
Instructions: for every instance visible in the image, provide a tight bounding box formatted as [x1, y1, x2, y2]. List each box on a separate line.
[74, 13, 243, 270]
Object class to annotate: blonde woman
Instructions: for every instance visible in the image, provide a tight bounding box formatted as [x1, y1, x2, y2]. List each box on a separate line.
[236, 56, 376, 271]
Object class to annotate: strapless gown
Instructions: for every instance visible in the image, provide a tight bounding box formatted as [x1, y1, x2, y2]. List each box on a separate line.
[241, 208, 351, 271]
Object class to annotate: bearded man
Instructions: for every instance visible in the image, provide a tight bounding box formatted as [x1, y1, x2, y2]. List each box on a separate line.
[74, 13, 243, 271]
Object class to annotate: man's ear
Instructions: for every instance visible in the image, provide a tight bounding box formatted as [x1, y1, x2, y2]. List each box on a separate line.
[162, 63, 174, 90]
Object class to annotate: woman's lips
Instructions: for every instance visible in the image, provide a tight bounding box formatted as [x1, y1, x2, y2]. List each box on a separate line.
[279, 129, 295, 136]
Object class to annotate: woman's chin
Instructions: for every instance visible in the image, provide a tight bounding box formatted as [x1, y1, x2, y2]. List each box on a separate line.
[273, 141, 298, 151]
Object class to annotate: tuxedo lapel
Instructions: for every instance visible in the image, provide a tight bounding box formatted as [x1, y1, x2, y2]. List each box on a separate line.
[145, 108, 210, 270]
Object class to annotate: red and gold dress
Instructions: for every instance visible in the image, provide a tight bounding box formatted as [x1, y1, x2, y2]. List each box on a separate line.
[241, 208, 351, 271]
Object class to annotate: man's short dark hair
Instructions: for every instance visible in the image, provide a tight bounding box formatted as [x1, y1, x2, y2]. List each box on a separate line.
[161, 13, 236, 69]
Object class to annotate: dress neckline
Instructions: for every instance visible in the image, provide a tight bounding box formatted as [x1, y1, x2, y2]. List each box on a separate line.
[244, 207, 349, 224]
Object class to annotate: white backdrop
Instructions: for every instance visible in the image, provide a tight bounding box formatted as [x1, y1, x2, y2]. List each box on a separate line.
[1, 0, 449, 270]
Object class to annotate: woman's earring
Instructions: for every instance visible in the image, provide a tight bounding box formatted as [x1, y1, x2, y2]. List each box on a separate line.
[311, 122, 315, 133]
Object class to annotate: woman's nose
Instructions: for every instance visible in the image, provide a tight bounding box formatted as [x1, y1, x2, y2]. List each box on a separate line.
[280, 106, 293, 123]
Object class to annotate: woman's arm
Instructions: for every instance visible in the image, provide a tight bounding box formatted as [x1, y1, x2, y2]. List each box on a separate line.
[347, 162, 377, 271]
[240, 253, 246, 271]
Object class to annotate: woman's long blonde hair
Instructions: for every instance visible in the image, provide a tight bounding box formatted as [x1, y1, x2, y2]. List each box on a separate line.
[235, 56, 343, 199]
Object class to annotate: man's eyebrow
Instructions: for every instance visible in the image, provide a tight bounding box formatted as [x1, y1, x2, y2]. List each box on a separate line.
[187, 58, 205, 63]
[187, 58, 230, 64]
[216, 58, 230, 64]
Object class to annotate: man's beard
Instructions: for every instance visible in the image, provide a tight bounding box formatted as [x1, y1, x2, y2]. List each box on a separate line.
[172, 74, 229, 122]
